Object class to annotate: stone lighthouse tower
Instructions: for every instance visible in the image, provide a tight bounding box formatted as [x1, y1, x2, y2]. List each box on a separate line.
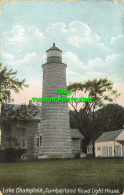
[38, 43, 72, 159]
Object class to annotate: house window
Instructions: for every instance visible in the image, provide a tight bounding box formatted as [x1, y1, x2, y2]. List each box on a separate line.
[72, 139, 80, 150]
[21, 156, 26, 160]
[21, 139, 27, 148]
[102, 146, 108, 157]
[37, 138, 39, 148]
[40, 136, 42, 145]
[115, 146, 121, 157]
[109, 147, 112, 157]
[38, 123, 40, 133]
[97, 147, 101, 151]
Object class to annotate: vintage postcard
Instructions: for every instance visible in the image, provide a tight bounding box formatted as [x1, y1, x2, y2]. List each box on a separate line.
[0, 0, 124, 195]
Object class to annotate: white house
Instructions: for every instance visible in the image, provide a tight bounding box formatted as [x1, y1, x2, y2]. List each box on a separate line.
[70, 129, 84, 156]
[87, 141, 93, 155]
[95, 129, 124, 157]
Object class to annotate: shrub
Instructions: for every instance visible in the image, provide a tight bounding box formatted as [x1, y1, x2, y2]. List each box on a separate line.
[0, 148, 26, 162]
[75, 152, 81, 158]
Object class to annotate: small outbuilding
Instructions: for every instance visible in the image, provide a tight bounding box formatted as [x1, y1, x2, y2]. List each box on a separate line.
[87, 140, 93, 155]
[70, 129, 84, 156]
[95, 129, 124, 157]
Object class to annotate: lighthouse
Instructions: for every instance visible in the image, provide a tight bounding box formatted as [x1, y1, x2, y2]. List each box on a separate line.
[38, 43, 72, 159]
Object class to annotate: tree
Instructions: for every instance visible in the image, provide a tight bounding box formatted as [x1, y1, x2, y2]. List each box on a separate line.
[0, 63, 28, 104]
[93, 103, 124, 133]
[0, 63, 29, 150]
[68, 78, 119, 130]
[68, 78, 120, 156]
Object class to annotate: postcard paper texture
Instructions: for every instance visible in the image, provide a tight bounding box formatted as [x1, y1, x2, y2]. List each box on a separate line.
[0, 0, 124, 195]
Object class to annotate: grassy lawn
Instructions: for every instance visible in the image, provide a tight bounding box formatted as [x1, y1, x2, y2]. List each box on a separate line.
[0, 158, 123, 195]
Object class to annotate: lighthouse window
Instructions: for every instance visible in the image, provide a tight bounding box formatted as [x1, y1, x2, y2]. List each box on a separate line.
[38, 123, 40, 133]
[37, 138, 39, 148]
[40, 136, 42, 145]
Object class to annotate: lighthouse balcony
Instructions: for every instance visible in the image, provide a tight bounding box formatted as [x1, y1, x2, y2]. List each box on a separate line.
[41, 58, 67, 65]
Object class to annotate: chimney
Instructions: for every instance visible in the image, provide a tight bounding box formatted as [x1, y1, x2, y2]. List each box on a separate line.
[29, 100, 32, 105]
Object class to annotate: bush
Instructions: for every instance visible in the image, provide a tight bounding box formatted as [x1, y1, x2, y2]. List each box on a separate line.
[75, 152, 81, 158]
[0, 148, 26, 162]
[86, 153, 94, 158]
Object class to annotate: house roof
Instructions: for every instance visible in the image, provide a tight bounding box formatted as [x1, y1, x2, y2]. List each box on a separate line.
[1, 104, 41, 121]
[70, 129, 84, 139]
[95, 129, 124, 143]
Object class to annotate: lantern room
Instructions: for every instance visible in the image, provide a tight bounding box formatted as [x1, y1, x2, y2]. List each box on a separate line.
[46, 43, 62, 63]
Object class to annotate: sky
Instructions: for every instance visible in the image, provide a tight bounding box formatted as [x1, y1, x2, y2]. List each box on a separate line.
[1, 0, 124, 106]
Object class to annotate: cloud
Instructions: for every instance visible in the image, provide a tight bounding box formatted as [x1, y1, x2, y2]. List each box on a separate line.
[86, 54, 122, 74]
[64, 52, 121, 78]
[68, 21, 101, 46]
[46, 22, 67, 33]
[46, 21, 109, 53]
[85, 53, 124, 81]
[3, 22, 124, 85]
[85, 71, 106, 78]
[64, 50, 124, 83]
[87, 58, 104, 68]
[87, 54, 119, 70]
[105, 54, 119, 63]
[18, 53, 38, 66]
[63, 52, 84, 70]
[9, 25, 25, 42]
[1, 52, 42, 84]
[110, 35, 124, 52]
[27, 27, 44, 39]
[110, 35, 124, 45]
[64, 51, 123, 82]
[63, 52, 89, 82]
[1, 52, 39, 67]
[68, 35, 84, 48]
[69, 21, 91, 36]
[1, 53, 18, 66]
[46, 22, 67, 43]
[2, 53, 14, 60]
[8, 25, 44, 43]
[67, 21, 109, 52]
[67, 69, 80, 76]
